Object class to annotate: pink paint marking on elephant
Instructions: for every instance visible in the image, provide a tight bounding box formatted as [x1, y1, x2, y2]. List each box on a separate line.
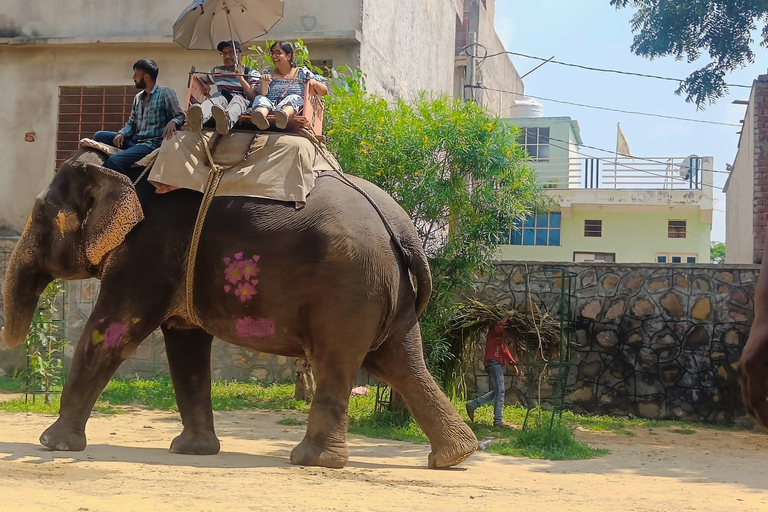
[235, 282, 257, 302]
[235, 317, 275, 338]
[103, 322, 128, 349]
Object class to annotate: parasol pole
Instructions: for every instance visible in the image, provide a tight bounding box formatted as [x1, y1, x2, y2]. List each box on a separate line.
[224, 6, 239, 72]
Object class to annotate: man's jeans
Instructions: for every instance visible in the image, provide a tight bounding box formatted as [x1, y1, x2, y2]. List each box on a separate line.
[200, 93, 250, 127]
[93, 131, 155, 204]
[468, 360, 506, 425]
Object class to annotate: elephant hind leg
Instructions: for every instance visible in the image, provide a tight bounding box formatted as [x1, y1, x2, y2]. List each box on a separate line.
[290, 360, 359, 468]
[363, 320, 478, 468]
[162, 325, 220, 455]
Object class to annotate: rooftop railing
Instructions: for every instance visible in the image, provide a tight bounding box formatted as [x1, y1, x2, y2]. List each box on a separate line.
[530, 156, 710, 191]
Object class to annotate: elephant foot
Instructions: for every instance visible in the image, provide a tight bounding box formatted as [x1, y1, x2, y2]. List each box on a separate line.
[39, 420, 87, 451]
[427, 428, 479, 469]
[290, 438, 348, 468]
[170, 430, 220, 455]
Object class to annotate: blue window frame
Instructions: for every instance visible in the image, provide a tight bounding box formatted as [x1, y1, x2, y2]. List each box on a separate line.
[502, 212, 562, 246]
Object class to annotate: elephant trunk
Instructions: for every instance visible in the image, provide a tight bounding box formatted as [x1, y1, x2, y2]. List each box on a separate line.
[1, 234, 51, 349]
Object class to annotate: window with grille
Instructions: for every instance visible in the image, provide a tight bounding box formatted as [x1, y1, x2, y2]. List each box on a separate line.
[584, 219, 602, 237]
[516, 127, 550, 162]
[668, 220, 687, 238]
[56, 86, 135, 169]
[656, 253, 697, 264]
[498, 212, 561, 246]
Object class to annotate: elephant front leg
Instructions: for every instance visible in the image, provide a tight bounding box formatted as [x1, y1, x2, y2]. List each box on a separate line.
[162, 325, 220, 455]
[40, 314, 159, 451]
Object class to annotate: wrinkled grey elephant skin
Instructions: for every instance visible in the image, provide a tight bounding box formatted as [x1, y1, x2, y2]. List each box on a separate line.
[1, 149, 478, 469]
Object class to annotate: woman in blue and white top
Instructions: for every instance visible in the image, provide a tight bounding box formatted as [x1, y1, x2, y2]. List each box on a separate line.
[250, 41, 328, 130]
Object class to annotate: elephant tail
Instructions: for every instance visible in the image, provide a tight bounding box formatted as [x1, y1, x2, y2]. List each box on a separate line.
[399, 232, 432, 318]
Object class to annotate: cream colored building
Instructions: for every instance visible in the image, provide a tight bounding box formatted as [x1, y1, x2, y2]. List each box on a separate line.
[498, 108, 714, 264]
[724, 73, 768, 264]
[0, 0, 520, 235]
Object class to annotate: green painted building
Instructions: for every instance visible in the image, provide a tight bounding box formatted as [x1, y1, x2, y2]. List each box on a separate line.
[499, 110, 713, 263]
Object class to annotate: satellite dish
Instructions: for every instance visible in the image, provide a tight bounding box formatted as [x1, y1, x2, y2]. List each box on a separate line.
[678, 155, 700, 180]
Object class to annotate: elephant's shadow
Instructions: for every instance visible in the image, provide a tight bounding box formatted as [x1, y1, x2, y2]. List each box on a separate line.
[0, 441, 454, 471]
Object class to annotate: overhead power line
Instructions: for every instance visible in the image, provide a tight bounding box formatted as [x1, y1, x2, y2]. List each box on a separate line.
[469, 84, 742, 127]
[461, 44, 751, 89]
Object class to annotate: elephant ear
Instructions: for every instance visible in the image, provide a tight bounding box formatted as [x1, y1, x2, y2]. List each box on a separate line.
[81, 163, 144, 267]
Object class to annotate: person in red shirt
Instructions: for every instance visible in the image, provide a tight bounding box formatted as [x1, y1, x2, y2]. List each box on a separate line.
[466, 312, 517, 428]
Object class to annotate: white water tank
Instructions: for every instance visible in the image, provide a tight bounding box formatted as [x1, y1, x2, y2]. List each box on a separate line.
[509, 98, 543, 118]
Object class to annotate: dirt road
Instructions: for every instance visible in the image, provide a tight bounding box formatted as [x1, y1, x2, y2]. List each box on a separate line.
[0, 408, 767, 511]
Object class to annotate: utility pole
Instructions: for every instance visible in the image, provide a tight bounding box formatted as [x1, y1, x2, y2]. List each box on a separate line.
[466, 31, 477, 104]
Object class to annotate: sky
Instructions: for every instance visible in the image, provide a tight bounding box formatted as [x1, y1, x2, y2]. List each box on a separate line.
[492, 1, 768, 243]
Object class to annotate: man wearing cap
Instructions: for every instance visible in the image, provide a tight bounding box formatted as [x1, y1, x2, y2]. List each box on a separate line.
[187, 41, 259, 135]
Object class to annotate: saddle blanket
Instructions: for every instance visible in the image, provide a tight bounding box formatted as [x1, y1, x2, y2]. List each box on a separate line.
[148, 129, 339, 203]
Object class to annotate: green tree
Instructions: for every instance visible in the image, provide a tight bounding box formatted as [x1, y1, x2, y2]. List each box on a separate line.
[710, 241, 726, 264]
[324, 88, 544, 394]
[611, 0, 768, 108]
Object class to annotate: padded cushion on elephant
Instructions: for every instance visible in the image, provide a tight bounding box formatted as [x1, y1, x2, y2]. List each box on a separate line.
[79, 138, 121, 157]
[148, 129, 340, 203]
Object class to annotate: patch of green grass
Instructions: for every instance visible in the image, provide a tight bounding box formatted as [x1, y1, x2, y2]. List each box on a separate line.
[486, 421, 609, 460]
[0, 377, 24, 393]
[0, 395, 62, 414]
[346, 388, 428, 443]
[669, 428, 696, 435]
[277, 417, 307, 426]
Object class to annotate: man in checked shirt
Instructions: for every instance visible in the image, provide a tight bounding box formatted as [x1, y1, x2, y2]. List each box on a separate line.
[93, 58, 185, 200]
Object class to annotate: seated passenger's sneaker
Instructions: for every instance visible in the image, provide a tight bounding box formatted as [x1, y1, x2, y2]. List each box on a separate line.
[211, 104, 231, 135]
[187, 104, 204, 132]
[273, 109, 289, 130]
[250, 109, 269, 130]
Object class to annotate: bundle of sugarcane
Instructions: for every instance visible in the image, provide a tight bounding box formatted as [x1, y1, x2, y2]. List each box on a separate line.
[445, 299, 562, 364]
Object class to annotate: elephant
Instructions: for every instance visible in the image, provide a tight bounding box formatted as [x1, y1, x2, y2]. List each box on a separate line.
[740, 229, 768, 429]
[0, 147, 478, 469]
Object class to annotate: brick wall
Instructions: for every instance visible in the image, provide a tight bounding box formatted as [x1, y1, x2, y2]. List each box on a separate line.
[753, 74, 768, 263]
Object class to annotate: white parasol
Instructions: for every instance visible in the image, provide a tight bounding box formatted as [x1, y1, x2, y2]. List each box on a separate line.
[173, 0, 285, 50]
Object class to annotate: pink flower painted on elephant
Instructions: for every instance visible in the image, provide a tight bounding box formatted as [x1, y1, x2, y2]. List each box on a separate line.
[235, 282, 257, 302]
[236, 317, 275, 338]
[224, 253, 262, 299]
[239, 259, 261, 280]
[225, 262, 244, 283]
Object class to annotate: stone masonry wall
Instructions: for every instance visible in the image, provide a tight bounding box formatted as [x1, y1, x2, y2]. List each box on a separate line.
[473, 262, 757, 423]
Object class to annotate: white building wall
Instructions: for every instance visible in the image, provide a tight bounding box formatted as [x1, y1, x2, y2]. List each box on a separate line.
[359, 0, 459, 100]
[725, 86, 756, 264]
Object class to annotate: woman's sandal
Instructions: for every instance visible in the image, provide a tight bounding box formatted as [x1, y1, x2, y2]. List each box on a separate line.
[273, 109, 289, 130]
